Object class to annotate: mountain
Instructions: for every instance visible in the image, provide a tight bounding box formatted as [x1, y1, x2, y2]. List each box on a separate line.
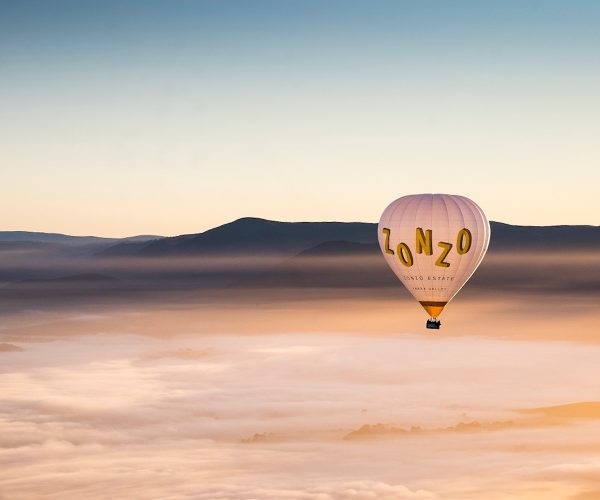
[93, 240, 159, 257]
[0, 231, 114, 245]
[1, 219, 597, 296]
[487, 222, 599, 250]
[291, 223, 600, 256]
[96, 218, 377, 257]
[0, 231, 161, 246]
[7, 219, 598, 260]
[97, 218, 599, 258]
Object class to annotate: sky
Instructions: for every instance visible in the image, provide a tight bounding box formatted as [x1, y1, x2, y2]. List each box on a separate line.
[1, 0, 599, 236]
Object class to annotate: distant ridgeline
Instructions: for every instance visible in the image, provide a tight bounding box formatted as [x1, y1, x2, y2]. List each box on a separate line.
[1, 218, 598, 258]
[95, 218, 599, 257]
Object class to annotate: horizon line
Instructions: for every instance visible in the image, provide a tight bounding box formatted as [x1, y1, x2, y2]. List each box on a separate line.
[1, 217, 598, 240]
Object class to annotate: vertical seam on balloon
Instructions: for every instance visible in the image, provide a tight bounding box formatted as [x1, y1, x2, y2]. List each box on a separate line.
[480, 203, 490, 266]
[439, 194, 452, 300]
[400, 195, 419, 301]
[470, 199, 486, 269]
[444, 193, 459, 302]
[479, 200, 491, 254]
[405, 195, 425, 303]
[469, 198, 489, 271]
[429, 193, 434, 304]
[413, 193, 427, 300]
[451, 195, 468, 303]
[456, 195, 469, 300]
[383, 194, 418, 302]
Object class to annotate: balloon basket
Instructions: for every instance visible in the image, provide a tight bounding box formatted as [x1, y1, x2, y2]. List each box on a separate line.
[426, 319, 441, 330]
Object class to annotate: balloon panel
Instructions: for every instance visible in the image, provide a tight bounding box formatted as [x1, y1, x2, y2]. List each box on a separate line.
[378, 194, 490, 317]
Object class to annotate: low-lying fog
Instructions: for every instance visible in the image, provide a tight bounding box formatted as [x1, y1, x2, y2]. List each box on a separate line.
[2, 328, 600, 499]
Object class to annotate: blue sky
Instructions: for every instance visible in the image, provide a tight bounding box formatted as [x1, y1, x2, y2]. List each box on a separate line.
[1, 0, 598, 235]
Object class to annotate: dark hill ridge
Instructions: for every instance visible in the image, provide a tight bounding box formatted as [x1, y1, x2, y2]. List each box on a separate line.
[138, 217, 377, 256]
[95, 239, 159, 257]
[0, 231, 114, 245]
[98, 217, 377, 257]
[96, 218, 599, 258]
[488, 222, 599, 250]
[0, 231, 162, 246]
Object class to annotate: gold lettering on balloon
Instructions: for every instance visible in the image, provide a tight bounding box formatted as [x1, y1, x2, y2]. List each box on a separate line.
[397, 242, 413, 267]
[382, 228, 394, 255]
[456, 228, 472, 255]
[415, 227, 433, 255]
[435, 242, 452, 268]
[381, 227, 473, 267]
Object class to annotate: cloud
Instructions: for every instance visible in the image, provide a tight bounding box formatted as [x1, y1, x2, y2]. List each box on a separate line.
[136, 347, 215, 363]
[171, 481, 437, 499]
[343, 419, 519, 440]
[3, 326, 600, 499]
[522, 402, 600, 420]
[571, 490, 600, 500]
[0, 343, 23, 352]
[537, 461, 600, 482]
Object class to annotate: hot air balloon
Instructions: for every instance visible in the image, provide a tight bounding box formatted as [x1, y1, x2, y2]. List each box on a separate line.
[378, 194, 490, 329]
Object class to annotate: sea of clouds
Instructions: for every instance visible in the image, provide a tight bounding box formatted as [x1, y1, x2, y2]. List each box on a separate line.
[2, 325, 600, 499]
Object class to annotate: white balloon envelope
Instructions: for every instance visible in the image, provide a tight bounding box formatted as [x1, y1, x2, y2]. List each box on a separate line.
[378, 194, 490, 327]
